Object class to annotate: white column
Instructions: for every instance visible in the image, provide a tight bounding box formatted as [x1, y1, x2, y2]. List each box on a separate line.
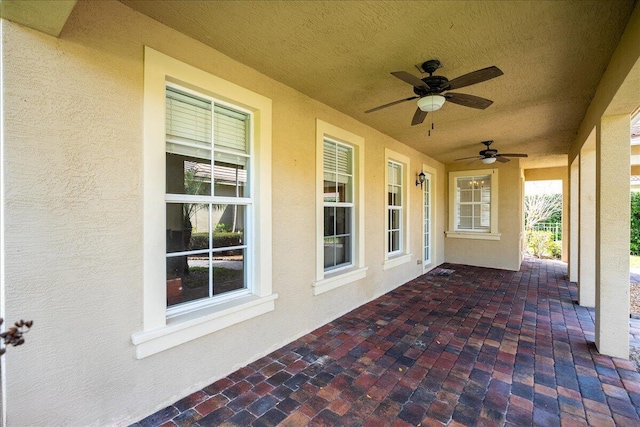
[595, 114, 630, 359]
[579, 142, 596, 307]
[569, 159, 579, 282]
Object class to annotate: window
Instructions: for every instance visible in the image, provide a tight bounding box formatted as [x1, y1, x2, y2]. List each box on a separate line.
[165, 86, 251, 313]
[387, 161, 403, 255]
[383, 149, 411, 270]
[133, 47, 276, 358]
[323, 139, 353, 271]
[447, 169, 500, 240]
[423, 171, 432, 267]
[455, 174, 491, 232]
[313, 120, 366, 295]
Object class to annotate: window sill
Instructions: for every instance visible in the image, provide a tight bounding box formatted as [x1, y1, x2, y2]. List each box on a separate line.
[131, 293, 278, 359]
[446, 231, 501, 241]
[382, 253, 412, 271]
[313, 266, 368, 295]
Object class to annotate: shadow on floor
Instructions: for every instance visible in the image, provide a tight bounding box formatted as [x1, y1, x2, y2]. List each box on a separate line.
[133, 259, 640, 427]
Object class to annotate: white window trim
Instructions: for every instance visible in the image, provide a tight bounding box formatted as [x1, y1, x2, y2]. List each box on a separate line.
[132, 47, 276, 359]
[422, 165, 437, 274]
[313, 120, 367, 295]
[383, 149, 411, 270]
[446, 168, 500, 241]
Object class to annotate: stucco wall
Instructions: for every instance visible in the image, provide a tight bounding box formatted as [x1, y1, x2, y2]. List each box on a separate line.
[444, 160, 523, 271]
[2, 1, 446, 425]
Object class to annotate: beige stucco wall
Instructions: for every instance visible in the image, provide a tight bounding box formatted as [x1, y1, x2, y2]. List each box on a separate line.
[1, 1, 447, 425]
[443, 160, 523, 271]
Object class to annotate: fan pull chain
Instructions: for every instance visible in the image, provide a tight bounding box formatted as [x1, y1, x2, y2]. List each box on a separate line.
[428, 115, 435, 136]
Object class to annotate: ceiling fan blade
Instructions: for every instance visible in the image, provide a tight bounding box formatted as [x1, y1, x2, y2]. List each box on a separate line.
[444, 66, 503, 90]
[454, 156, 482, 161]
[497, 153, 528, 158]
[496, 156, 510, 163]
[446, 92, 494, 109]
[391, 71, 430, 90]
[364, 96, 419, 113]
[411, 107, 427, 126]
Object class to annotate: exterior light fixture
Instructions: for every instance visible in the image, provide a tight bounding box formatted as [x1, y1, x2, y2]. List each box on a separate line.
[416, 171, 426, 188]
[481, 157, 497, 164]
[417, 95, 446, 112]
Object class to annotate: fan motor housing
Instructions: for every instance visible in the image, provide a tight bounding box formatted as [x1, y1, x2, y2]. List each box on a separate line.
[413, 76, 449, 95]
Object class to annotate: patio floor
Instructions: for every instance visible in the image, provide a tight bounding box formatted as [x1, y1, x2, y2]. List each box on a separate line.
[133, 259, 640, 427]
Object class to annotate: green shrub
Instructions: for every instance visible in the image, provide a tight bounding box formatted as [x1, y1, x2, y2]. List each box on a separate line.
[526, 230, 557, 258]
[188, 231, 243, 253]
[548, 240, 562, 259]
[631, 192, 640, 255]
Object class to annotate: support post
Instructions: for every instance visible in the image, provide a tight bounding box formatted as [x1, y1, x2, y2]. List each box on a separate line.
[595, 114, 630, 358]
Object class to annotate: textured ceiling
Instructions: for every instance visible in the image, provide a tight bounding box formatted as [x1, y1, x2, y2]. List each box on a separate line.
[120, 0, 635, 167]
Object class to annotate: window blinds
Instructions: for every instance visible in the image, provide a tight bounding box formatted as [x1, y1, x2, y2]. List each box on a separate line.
[166, 87, 249, 162]
[323, 141, 352, 183]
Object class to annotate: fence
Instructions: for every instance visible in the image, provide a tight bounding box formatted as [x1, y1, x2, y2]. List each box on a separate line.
[532, 222, 562, 241]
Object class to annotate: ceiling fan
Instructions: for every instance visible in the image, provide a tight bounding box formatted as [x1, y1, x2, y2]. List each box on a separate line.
[455, 140, 528, 164]
[365, 59, 503, 126]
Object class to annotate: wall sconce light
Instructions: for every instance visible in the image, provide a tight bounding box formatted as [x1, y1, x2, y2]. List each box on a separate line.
[416, 171, 426, 189]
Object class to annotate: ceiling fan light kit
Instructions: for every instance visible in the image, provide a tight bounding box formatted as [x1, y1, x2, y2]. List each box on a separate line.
[417, 94, 446, 112]
[481, 157, 497, 164]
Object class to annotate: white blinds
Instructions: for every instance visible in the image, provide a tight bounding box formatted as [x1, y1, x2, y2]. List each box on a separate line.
[323, 140, 352, 183]
[214, 105, 248, 155]
[166, 88, 211, 148]
[166, 87, 249, 162]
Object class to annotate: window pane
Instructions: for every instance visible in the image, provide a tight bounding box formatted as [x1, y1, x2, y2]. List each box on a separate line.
[324, 176, 338, 202]
[335, 207, 351, 235]
[166, 87, 212, 149]
[390, 230, 400, 252]
[167, 203, 209, 254]
[459, 216, 472, 229]
[213, 249, 245, 295]
[459, 204, 472, 217]
[388, 185, 401, 206]
[213, 156, 247, 198]
[166, 154, 211, 195]
[324, 207, 335, 237]
[213, 205, 245, 248]
[166, 256, 210, 307]
[323, 141, 337, 173]
[336, 144, 352, 175]
[324, 238, 336, 269]
[187, 204, 210, 251]
[214, 105, 249, 155]
[335, 236, 351, 266]
[459, 189, 472, 203]
[388, 162, 401, 186]
[337, 175, 353, 203]
[389, 208, 400, 230]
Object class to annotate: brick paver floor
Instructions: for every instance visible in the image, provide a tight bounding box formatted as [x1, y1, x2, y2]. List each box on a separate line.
[133, 259, 640, 426]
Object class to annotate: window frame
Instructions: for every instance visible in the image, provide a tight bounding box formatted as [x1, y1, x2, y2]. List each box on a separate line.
[383, 149, 412, 270]
[322, 138, 355, 273]
[313, 120, 366, 295]
[132, 47, 276, 359]
[446, 168, 500, 241]
[421, 165, 437, 273]
[164, 84, 253, 316]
